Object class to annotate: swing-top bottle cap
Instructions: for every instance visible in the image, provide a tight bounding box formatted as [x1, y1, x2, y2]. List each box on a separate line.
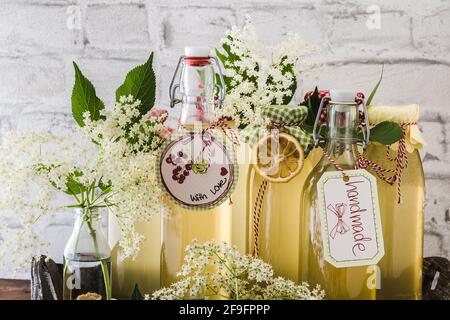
[184, 46, 210, 58]
[330, 90, 357, 104]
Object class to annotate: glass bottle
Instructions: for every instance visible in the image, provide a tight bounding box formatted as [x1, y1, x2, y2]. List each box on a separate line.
[161, 47, 232, 286]
[230, 133, 252, 255]
[110, 215, 161, 299]
[63, 208, 111, 300]
[247, 147, 322, 282]
[299, 90, 376, 300]
[365, 105, 425, 300]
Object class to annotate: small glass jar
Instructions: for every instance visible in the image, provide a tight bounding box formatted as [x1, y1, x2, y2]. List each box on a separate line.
[63, 208, 112, 300]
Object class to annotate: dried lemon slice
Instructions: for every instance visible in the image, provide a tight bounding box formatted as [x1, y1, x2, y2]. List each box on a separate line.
[253, 132, 304, 183]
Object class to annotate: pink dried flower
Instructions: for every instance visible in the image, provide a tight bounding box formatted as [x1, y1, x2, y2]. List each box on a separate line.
[148, 108, 169, 123]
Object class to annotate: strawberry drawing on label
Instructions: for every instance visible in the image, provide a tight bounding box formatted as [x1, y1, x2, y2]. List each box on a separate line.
[159, 131, 236, 210]
[327, 203, 350, 239]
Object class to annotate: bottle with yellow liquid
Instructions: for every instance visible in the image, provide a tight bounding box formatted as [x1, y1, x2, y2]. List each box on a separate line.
[246, 104, 320, 281]
[109, 215, 161, 299]
[160, 47, 234, 286]
[230, 137, 252, 255]
[299, 90, 382, 300]
[365, 104, 425, 300]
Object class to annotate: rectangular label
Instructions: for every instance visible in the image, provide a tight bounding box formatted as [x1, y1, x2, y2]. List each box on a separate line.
[317, 169, 384, 268]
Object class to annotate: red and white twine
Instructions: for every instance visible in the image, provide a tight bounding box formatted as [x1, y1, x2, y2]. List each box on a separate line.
[252, 179, 268, 257]
[323, 121, 416, 204]
[209, 117, 240, 148]
[250, 122, 416, 258]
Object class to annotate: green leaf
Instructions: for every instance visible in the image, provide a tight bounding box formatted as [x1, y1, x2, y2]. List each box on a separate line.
[215, 73, 232, 94]
[116, 53, 156, 117]
[65, 171, 86, 195]
[98, 178, 112, 192]
[366, 65, 384, 106]
[34, 164, 87, 195]
[130, 284, 144, 300]
[301, 87, 321, 128]
[368, 121, 403, 145]
[72, 62, 105, 127]
[215, 48, 228, 66]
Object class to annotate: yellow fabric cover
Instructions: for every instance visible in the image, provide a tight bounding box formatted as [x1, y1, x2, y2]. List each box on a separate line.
[367, 104, 426, 152]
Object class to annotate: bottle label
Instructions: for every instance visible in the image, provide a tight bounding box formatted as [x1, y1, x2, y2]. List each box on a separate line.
[317, 169, 384, 268]
[158, 130, 237, 210]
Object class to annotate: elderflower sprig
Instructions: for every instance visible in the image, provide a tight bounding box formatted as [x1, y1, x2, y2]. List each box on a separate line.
[81, 97, 171, 260]
[0, 54, 170, 273]
[149, 240, 325, 300]
[0, 97, 172, 271]
[215, 16, 322, 128]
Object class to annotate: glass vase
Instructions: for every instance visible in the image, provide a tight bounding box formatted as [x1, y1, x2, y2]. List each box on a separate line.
[63, 208, 112, 300]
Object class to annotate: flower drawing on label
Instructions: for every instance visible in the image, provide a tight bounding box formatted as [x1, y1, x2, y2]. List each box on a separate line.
[327, 203, 350, 239]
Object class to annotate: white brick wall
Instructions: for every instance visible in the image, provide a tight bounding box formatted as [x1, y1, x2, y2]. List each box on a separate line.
[0, 0, 449, 279]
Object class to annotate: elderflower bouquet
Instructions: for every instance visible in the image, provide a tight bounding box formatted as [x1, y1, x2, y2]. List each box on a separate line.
[215, 16, 322, 129]
[0, 53, 171, 271]
[150, 241, 324, 300]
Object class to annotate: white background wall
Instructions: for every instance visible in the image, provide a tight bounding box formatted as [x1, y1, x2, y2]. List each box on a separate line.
[0, 0, 449, 279]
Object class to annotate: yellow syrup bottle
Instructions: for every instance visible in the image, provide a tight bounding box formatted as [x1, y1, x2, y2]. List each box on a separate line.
[230, 134, 252, 255]
[300, 90, 378, 300]
[247, 114, 321, 282]
[160, 47, 234, 286]
[365, 105, 425, 300]
[109, 215, 161, 299]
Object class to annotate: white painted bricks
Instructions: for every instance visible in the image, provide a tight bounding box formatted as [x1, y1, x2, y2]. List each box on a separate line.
[0, 0, 449, 279]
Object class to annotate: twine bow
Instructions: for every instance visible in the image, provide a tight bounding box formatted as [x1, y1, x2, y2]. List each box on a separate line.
[209, 117, 240, 147]
[328, 203, 350, 239]
[323, 122, 417, 204]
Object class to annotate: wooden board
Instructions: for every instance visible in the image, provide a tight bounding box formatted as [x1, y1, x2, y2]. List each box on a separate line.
[0, 279, 30, 300]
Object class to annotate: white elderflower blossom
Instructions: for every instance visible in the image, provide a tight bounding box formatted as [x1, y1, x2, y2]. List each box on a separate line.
[215, 16, 322, 128]
[151, 240, 324, 300]
[0, 97, 172, 271]
[0, 131, 98, 269]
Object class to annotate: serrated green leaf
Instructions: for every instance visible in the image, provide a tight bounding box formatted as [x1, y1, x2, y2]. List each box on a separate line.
[65, 171, 86, 195]
[116, 53, 156, 117]
[368, 121, 403, 145]
[130, 284, 144, 300]
[367, 65, 384, 106]
[35, 164, 87, 195]
[71, 62, 105, 127]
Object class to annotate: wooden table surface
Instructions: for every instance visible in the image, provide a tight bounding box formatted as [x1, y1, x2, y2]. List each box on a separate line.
[0, 279, 30, 300]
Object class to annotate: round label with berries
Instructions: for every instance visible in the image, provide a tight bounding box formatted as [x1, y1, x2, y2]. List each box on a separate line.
[158, 130, 237, 210]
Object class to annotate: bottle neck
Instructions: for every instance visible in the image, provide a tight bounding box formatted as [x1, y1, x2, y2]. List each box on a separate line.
[73, 208, 102, 234]
[324, 102, 360, 167]
[179, 60, 216, 127]
[65, 207, 110, 260]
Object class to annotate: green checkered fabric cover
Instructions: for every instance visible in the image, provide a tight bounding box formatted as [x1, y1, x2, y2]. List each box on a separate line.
[240, 105, 313, 152]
